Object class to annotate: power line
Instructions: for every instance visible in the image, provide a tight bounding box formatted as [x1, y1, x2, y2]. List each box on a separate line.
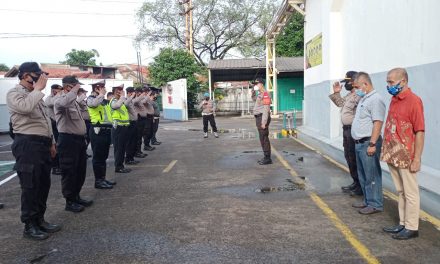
[0, 33, 135, 39]
[0, 8, 133, 16]
[78, 0, 145, 3]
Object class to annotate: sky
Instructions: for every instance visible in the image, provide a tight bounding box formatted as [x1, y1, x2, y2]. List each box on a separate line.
[0, 0, 160, 68]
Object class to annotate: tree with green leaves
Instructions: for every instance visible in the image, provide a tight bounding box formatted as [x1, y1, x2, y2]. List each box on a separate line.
[275, 12, 304, 57]
[149, 48, 205, 114]
[136, 0, 280, 65]
[60, 49, 100, 66]
[0, 63, 10, 72]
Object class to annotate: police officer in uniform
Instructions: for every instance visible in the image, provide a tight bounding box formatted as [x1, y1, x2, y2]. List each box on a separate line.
[150, 87, 162, 145]
[110, 84, 132, 173]
[7, 62, 61, 240]
[44, 84, 62, 175]
[252, 77, 272, 165]
[134, 88, 149, 158]
[143, 87, 156, 151]
[87, 80, 116, 189]
[54, 76, 93, 213]
[125, 87, 143, 164]
[77, 87, 92, 157]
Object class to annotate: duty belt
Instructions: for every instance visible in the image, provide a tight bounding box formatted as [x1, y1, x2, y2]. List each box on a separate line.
[354, 137, 371, 144]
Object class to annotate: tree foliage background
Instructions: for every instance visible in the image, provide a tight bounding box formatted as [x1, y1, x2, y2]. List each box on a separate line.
[0, 63, 10, 72]
[60, 49, 100, 66]
[137, 0, 281, 65]
[149, 48, 205, 114]
[275, 12, 304, 57]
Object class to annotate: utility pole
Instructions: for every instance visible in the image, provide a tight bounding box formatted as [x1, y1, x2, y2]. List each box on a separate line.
[179, 0, 194, 55]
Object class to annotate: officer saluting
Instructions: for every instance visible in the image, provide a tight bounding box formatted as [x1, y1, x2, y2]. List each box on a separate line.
[143, 86, 156, 152]
[252, 77, 272, 165]
[44, 84, 62, 175]
[87, 80, 116, 189]
[110, 84, 132, 173]
[150, 87, 162, 145]
[54, 76, 93, 213]
[7, 62, 61, 240]
[124, 87, 143, 164]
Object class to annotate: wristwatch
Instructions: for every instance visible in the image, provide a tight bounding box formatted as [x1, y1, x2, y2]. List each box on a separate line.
[368, 142, 376, 147]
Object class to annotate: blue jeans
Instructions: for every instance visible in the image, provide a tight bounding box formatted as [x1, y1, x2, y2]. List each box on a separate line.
[355, 137, 383, 210]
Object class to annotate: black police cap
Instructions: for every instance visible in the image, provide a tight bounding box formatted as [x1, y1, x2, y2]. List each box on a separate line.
[18, 62, 48, 75]
[62, 75, 84, 85]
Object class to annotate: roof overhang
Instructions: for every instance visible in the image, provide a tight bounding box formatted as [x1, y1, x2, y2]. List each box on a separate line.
[266, 0, 305, 41]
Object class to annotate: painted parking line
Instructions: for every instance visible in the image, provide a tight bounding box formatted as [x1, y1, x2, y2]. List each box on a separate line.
[290, 136, 440, 230]
[162, 160, 178, 173]
[272, 147, 380, 264]
[0, 173, 17, 186]
[0, 151, 12, 154]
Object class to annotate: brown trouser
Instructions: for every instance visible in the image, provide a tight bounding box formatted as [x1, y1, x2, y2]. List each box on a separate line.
[255, 114, 271, 157]
[388, 164, 420, 230]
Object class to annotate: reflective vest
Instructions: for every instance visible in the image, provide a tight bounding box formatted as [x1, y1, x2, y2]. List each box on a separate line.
[88, 99, 113, 125]
[110, 98, 130, 126]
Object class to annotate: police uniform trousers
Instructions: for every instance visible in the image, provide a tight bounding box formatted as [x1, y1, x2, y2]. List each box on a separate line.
[112, 125, 129, 170]
[343, 125, 360, 187]
[125, 120, 138, 162]
[143, 115, 154, 147]
[50, 119, 60, 169]
[136, 116, 147, 153]
[11, 134, 52, 223]
[89, 126, 112, 181]
[202, 114, 218, 133]
[57, 133, 87, 201]
[84, 119, 91, 146]
[255, 114, 271, 157]
[151, 118, 160, 143]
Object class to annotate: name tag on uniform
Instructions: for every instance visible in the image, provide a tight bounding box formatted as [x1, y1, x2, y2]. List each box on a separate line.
[391, 124, 396, 134]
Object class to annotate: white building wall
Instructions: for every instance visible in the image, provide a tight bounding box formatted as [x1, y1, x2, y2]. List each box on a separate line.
[302, 0, 440, 207]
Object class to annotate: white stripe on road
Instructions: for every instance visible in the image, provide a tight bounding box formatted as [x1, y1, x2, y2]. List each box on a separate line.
[0, 151, 12, 154]
[163, 160, 178, 173]
[0, 173, 17, 186]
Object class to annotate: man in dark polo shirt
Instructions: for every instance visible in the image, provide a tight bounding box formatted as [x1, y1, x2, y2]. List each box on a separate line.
[381, 68, 425, 240]
[7, 62, 61, 240]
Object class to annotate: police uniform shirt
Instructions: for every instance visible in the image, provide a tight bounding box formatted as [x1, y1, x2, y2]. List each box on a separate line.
[87, 93, 105, 108]
[329, 92, 361, 125]
[152, 100, 160, 118]
[6, 84, 53, 140]
[125, 96, 143, 121]
[54, 87, 87, 135]
[198, 99, 215, 115]
[110, 96, 127, 111]
[77, 94, 90, 120]
[144, 97, 154, 115]
[252, 91, 271, 126]
[135, 96, 148, 117]
[44, 93, 60, 121]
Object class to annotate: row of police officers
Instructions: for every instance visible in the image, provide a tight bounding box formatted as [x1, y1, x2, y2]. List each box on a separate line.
[6, 62, 161, 241]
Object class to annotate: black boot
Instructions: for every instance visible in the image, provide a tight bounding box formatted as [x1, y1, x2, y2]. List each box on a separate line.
[23, 221, 49, 241]
[76, 195, 93, 207]
[341, 182, 356, 192]
[95, 180, 113, 189]
[37, 218, 62, 233]
[65, 200, 85, 213]
[258, 153, 273, 165]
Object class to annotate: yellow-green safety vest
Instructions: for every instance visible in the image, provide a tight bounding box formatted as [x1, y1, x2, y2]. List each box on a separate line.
[88, 102, 113, 125]
[110, 98, 130, 126]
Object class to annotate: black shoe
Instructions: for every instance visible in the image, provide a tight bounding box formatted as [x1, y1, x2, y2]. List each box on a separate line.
[95, 180, 113, 189]
[37, 219, 62, 233]
[143, 146, 155, 151]
[0, 203, 3, 209]
[76, 196, 93, 207]
[52, 167, 62, 175]
[258, 158, 273, 165]
[65, 200, 84, 213]
[350, 187, 363, 196]
[392, 228, 419, 240]
[115, 168, 132, 173]
[383, 224, 405, 234]
[135, 152, 147, 158]
[152, 141, 161, 145]
[125, 160, 140, 165]
[341, 182, 357, 192]
[23, 221, 49, 241]
[105, 179, 116, 186]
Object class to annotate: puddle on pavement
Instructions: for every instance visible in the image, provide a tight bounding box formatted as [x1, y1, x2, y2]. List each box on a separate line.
[255, 178, 306, 193]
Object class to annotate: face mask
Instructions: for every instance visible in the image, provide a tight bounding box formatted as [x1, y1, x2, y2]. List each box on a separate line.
[253, 85, 260, 91]
[26, 74, 40, 84]
[355, 89, 366, 97]
[345, 83, 353, 91]
[204, 97, 209, 100]
[387, 82, 403, 96]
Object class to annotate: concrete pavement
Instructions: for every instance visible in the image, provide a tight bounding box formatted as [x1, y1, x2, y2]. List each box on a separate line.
[0, 117, 439, 263]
